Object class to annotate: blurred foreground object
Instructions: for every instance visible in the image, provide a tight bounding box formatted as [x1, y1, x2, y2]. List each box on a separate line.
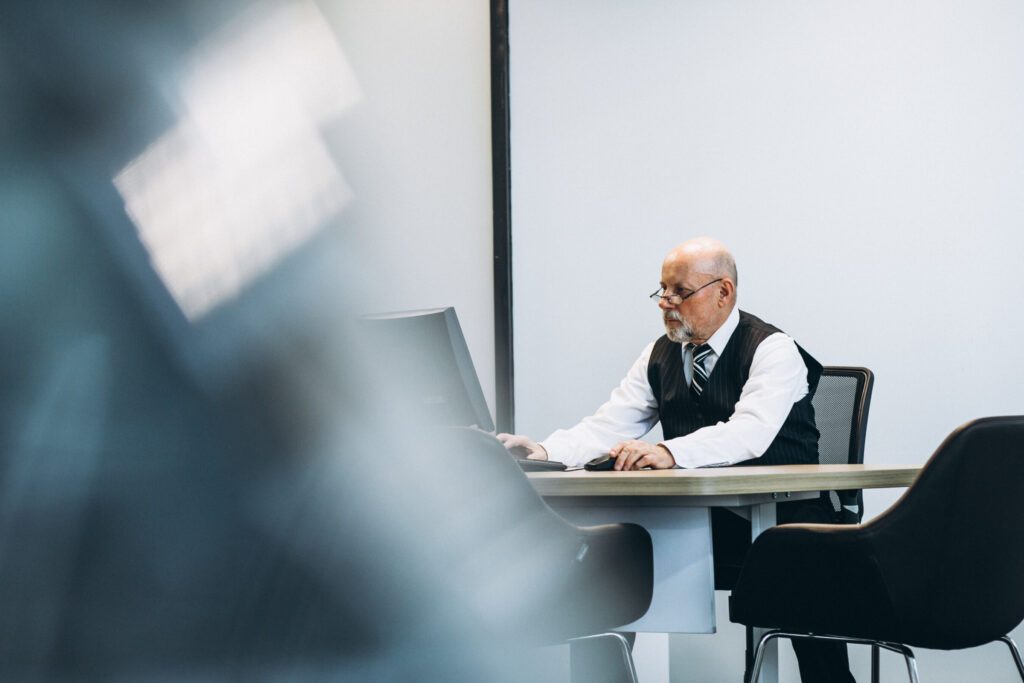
[0, 2, 651, 680]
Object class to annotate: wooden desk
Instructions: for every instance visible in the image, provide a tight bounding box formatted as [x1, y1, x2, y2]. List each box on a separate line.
[529, 463, 921, 498]
[528, 464, 921, 683]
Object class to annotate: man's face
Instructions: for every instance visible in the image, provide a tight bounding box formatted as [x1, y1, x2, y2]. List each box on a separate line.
[658, 256, 723, 345]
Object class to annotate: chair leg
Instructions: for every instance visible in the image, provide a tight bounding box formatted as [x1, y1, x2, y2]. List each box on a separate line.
[569, 632, 638, 683]
[999, 635, 1024, 681]
[891, 643, 919, 683]
[747, 630, 784, 683]
[748, 630, 920, 683]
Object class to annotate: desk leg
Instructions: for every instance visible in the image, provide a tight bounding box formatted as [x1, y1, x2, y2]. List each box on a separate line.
[749, 502, 777, 683]
[749, 501, 776, 537]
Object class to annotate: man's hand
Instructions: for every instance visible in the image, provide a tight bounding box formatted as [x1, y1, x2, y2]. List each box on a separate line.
[609, 440, 675, 470]
[496, 433, 549, 460]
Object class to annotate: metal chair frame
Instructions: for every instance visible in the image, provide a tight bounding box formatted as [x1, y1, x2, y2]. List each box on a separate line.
[748, 629, 1024, 683]
[569, 632, 639, 683]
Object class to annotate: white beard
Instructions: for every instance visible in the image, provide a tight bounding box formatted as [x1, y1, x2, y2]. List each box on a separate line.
[664, 312, 694, 344]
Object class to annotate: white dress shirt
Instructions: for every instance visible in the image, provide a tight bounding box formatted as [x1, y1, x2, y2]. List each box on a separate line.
[540, 308, 809, 469]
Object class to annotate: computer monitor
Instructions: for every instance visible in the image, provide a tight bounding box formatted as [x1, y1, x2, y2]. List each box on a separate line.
[362, 307, 495, 432]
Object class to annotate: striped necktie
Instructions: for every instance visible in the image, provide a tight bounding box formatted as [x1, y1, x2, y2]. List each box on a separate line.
[690, 343, 713, 400]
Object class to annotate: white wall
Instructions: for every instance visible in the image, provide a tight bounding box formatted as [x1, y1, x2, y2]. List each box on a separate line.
[323, 0, 497, 419]
[511, 0, 1024, 519]
[509, 1, 1024, 681]
[317, 1, 1024, 679]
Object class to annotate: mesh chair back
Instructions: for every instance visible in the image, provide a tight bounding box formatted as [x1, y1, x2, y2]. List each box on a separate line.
[811, 367, 874, 521]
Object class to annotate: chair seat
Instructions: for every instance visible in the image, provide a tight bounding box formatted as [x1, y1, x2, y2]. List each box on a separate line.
[729, 522, 900, 643]
[730, 518, 1024, 652]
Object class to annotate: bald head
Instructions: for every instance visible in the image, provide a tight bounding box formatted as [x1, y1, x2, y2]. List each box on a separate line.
[658, 237, 738, 345]
[664, 237, 738, 287]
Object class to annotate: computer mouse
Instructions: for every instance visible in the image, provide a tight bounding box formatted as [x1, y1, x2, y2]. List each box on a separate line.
[507, 445, 532, 459]
[584, 453, 616, 471]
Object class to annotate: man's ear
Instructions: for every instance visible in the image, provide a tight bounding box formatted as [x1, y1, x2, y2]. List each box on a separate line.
[717, 279, 736, 306]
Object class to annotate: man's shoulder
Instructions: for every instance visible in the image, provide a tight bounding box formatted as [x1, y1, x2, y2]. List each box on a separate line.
[737, 310, 784, 336]
[733, 311, 789, 350]
[737, 310, 822, 382]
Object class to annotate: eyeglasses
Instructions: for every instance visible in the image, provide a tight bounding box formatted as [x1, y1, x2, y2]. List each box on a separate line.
[649, 278, 723, 305]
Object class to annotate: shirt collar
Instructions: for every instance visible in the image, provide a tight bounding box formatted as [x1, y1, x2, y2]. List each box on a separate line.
[703, 307, 739, 357]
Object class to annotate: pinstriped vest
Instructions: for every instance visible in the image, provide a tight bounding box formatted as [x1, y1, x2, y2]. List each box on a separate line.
[647, 310, 822, 466]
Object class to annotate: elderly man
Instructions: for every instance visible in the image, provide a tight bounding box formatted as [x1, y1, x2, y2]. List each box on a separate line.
[499, 237, 854, 683]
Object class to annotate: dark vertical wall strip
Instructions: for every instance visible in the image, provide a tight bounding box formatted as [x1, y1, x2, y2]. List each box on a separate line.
[490, 0, 514, 432]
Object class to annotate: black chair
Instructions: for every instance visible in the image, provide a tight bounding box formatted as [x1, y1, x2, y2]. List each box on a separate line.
[454, 427, 654, 682]
[730, 416, 1024, 683]
[813, 366, 874, 523]
[738, 366, 876, 678]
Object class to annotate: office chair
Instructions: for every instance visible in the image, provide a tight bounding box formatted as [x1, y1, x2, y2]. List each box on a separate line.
[730, 416, 1024, 683]
[458, 427, 654, 682]
[812, 366, 874, 523]
[736, 366, 876, 679]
